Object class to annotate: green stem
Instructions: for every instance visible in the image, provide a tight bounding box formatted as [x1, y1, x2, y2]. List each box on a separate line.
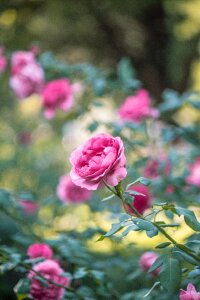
[106, 183, 200, 264]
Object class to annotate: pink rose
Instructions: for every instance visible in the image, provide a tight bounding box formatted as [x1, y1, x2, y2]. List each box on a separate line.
[0, 47, 7, 73]
[143, 155, 171, 179]
[10, 63, 44, 99]
[28, 260, 70, 300]
[57, 174, 91, 204]
[186, 157, 200, 187]
[70, 133, 127, 190]
[27, 243, 53, 259]
[180, 283, 200, 300]
[166, 185, 174, 194]
[118, 89, 159, 123]
[11, 51, 36, 75]
[139, 251, 160, 276]
[41, 79, 74, 119]
[19, 199, 38, 215]
[125, 184, 152, 215]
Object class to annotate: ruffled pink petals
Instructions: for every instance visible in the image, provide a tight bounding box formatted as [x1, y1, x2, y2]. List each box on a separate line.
[69, 133, 127, 190]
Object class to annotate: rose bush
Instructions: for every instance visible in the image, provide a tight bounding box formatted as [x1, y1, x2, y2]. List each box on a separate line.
[0, 50, 200, 300]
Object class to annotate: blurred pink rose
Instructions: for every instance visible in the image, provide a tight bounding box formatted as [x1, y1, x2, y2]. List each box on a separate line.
[10, 63, 44, 99]
[57, 174, 91, 204]
[166, 185, 174, 194]
[70, 133, 127, 190]
[41, 79, 74, 119]
[9, 50, 44, 99]
[143, 155, 171, 179]
[20, 199, 38, 215]
[186, 157, 200, 187]
[28, 260, 70, 300]
[180, 283, 200, 300]
[118, 89, 159, 123]
[11, 51, 35, 75]
[125, 184, 152, 215]
[139, 251, 160, 276]
[0, 47, 7, 73]
[27, 243, 53, 259]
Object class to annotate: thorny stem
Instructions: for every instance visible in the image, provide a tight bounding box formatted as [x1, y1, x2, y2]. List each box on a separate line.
[105, 182, 200, 264]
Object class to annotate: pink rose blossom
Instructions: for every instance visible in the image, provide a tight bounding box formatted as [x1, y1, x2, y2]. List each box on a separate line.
[180, 283, 200, 300]
[11, 51, 36, 75]
[20, 199, 38, 215]
[0, 47, 7, 73]
[118, 89, 159, 123]
[28, 260, 70, 300]
[57, 174, 91, 204]
[125, 184, 152, 215]
[27, 243, 53, 259]
[41, 79, 74, 119]
[166, 185, 174, 194]
[9, 50, 44, 99]
[143, 155, 171, 179]
[10, 63, 44, 99]
[70, 133, 127, 190]
[139, 251, 160, 276]
[186, 157, 200, 187]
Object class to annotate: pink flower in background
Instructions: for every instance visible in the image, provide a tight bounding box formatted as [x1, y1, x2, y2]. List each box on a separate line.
[180, 283, 200, 300]
[28, 260, 70, 300]
[11, 51, 35, 74]
[10, 63, 44, 99]
[27, 243, 53, 259]
[125, 184, 152, 215]
[139, 251, 160, 276]
[9, 50, 44, 99]
[166, 185, 174, 194]
[0, 47, 7, 73]
[186, 157, 200, 187]
[57, 174, 91, 204]
[20, 199, 38, 215]
[118, 89, 159, 123]
[143, 155, 171, 179]
[70, 133, 127, 190]
[41, 79, 74, 119]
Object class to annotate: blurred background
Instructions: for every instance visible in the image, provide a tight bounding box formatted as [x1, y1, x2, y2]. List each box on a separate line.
[1, 0, 200, 99]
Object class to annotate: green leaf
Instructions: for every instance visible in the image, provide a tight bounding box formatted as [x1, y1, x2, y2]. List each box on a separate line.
[87, 121, 99, 132]
[134, 219, 155, 231]
[126, 177, 151, 190]
[104, 223, 123, 237]
[73, 267, 88, 279]
[123, 193, 134, 206]
[159, 257, 181, 293]
[14, 278, 30, 294]
[96, 235, 105, 242]
[175, 207, 200, 231]
[121, 225, 139, 237]
[101, 194, 115, 202]
[173, 250, 198, 266]
[143, 281, 160, 298]
[156, 242, 171, 249]
[148, 254, 167, 273]
[134, 219, 158, 238]
[97, 223, 123, 241]
[0, 262, 17, 274]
